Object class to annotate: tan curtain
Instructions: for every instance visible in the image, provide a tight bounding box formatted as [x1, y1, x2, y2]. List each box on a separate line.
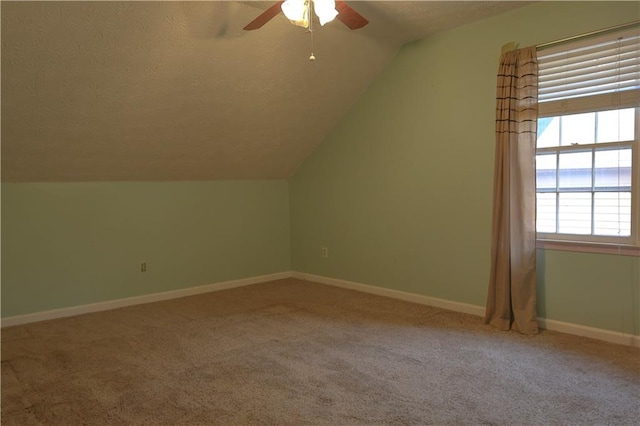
[485, 46, 539, 335]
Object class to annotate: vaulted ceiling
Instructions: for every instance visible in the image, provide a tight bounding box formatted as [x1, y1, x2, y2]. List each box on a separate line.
[1, 1, 531, 182]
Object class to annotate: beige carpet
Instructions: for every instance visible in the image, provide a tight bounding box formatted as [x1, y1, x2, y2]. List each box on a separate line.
[2, 278, 639, 425]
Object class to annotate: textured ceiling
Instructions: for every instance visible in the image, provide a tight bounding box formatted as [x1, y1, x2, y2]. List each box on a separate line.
[1, 1, 531, 182]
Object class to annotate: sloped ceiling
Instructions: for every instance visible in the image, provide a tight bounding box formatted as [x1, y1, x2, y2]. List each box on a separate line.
[1, 1, 531, 182]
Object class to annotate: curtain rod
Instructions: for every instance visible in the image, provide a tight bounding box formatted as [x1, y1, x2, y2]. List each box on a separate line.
[536, 20, 639, 50]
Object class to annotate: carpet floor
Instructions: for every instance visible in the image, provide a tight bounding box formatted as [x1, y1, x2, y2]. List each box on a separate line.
[2, 278, 639, 425]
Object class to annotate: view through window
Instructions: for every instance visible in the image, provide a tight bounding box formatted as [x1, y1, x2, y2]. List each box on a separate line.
[536, 109, 635, 237]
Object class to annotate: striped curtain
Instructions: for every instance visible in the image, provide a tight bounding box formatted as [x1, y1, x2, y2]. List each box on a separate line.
[485, 46, 539, 335]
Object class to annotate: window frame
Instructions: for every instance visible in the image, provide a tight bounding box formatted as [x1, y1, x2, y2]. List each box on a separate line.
[535, 107, 639, 249]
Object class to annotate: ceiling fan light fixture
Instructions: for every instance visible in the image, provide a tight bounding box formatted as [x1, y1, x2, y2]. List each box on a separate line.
[243, 0, 367, 32]
[281, 0, 310, 28]
[314, 0, 338, 26]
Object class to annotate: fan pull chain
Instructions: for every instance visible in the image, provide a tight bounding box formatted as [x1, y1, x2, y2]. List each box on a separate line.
[308, 0, 315, 61]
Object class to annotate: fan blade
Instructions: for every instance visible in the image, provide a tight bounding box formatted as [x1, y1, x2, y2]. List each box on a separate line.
[243, 1, 285, 30]
[335, 0, 369, 30]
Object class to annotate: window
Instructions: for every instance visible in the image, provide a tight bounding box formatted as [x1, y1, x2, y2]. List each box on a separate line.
[536, 27, 640, 249]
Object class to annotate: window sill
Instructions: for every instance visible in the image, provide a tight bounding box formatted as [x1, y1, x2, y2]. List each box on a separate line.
[536, 239, 640, 257]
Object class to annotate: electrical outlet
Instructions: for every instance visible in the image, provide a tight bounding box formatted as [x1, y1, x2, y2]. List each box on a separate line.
[322, 247, 328, 259]
[141, 262, 147, 272]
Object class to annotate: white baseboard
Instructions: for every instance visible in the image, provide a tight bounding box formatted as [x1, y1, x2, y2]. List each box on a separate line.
[538, 318, 640, 348]
[4, 270, 638, 347]
[292, 272, 486, 317]
[1, 271, 293, 328]
[293, 272, 640, 348]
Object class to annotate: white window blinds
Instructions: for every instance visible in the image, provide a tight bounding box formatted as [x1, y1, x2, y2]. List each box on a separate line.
[538, 27, 640, 116]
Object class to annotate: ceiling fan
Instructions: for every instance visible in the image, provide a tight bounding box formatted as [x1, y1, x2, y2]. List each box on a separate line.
[243, 0, 369, 31]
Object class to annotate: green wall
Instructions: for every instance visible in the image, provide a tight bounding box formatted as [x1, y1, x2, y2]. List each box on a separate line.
[290, 1, 640, 335]
[537, 249, 638, 335]
[2, 181, 290, 317]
